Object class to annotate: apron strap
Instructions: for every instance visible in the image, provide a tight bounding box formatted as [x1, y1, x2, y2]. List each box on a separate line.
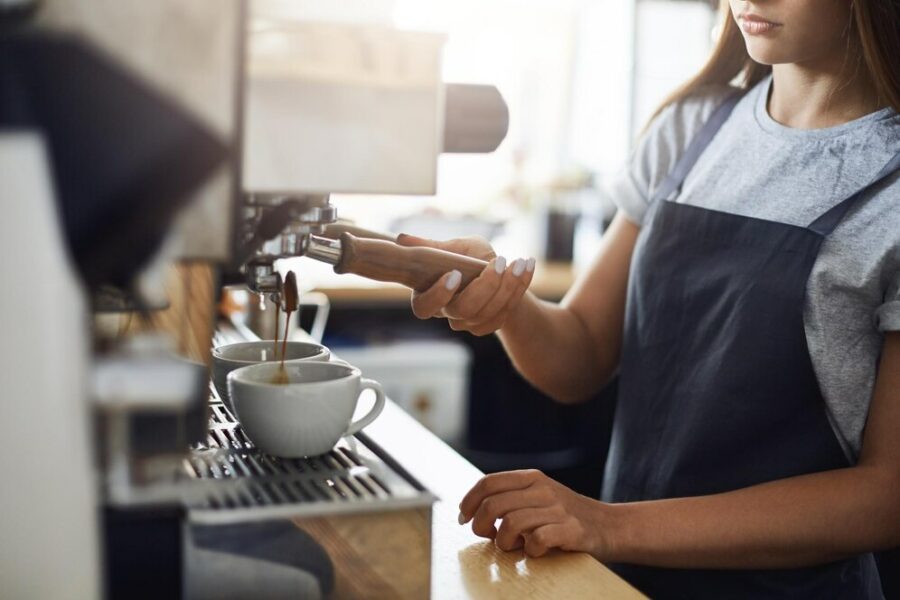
[649, 92, 742, 204]
[808, 149, 900, 236]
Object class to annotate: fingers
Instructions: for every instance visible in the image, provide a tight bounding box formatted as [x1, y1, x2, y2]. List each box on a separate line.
[523, 524, 569, 558]
[443, 257, 506, 320]
[494, 507, 565, 551]
[507, 258, 536, 313]
[457, 470, 594, 558]
[469, 488, 550, 539]
[396, 232, 449, 249]
[409, 253, 530, 324]
[459, 469, 543, 523]
[410, 270, 462, 319]
[401, 232, 536, 336]
[461, 258, 535, 335]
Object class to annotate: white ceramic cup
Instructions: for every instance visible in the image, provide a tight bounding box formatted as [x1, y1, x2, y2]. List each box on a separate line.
[227, 361, 386, 457]
[212, 341, 331, 411]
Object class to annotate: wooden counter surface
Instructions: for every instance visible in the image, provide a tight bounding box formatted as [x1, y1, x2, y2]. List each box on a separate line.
[364, 399, 644, 599]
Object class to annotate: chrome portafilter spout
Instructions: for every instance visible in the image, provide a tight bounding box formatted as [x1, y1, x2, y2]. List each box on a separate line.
[245, 259, 285, 313]
[305, 235, 343, 266]
[247, 260, 280, 293]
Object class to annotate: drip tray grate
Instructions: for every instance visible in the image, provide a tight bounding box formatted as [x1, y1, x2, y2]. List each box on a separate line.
[184, 402, 433, 524]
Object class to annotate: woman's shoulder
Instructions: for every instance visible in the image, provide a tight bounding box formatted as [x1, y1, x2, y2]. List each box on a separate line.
[648, 83, 740, 148]
[632, 84, 738, 191]
[607, 83, 746, 226]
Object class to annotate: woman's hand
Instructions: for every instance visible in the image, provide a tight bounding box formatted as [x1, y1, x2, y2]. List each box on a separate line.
[396, 233, 535, 336]
[458, 469, 615, 558]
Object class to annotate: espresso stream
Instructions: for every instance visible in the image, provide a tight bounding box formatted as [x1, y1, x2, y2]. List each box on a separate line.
[271, 271, 299, 385]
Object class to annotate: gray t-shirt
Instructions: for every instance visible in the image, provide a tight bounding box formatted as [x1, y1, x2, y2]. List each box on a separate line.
[607, 75, 900, 461]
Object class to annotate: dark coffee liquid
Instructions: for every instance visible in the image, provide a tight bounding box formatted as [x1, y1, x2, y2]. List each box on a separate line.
[271, 307, 291, 385]
[273, 302, 281, 360]
[278, 308, 292, 366]
[272, 271, 299, 385]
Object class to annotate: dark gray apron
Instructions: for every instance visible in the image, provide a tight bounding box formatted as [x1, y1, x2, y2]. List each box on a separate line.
[603, 94, 899, 598]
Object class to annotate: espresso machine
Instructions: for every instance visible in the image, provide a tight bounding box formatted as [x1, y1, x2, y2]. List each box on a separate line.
[0, 1, 507, 598]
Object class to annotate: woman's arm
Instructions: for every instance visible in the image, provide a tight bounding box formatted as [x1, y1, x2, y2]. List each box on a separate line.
[401, 212, 640, 404]
[497, 213, 639, 403]
[458, 332, 900, 566]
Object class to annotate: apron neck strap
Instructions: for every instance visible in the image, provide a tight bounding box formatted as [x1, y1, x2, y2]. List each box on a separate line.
[808, 149, 900, 236]
[649, 92, 742, 204]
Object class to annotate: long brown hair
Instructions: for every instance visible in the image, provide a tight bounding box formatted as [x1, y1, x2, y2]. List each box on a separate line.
[651, 0, 900, 122]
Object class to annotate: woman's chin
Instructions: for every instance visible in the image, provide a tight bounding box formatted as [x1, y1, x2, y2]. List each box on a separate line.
[743, 43, 789, 67]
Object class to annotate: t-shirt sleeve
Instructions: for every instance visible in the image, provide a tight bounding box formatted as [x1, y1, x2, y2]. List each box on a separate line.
[874, 275, 900, 332]
[604, 86, 732, 226]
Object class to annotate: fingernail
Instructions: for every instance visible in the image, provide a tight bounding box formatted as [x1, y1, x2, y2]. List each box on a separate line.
[446, 270, 462, 290]
[494, 256, 507, 275]
[512, 258, 526, 277]
[525, 257, 536, 273]
[458, 511, 469, 525]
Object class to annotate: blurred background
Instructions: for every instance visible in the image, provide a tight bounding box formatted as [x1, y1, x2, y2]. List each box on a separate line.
[270, 0, 719, 495]
[291, 0, 716, 262]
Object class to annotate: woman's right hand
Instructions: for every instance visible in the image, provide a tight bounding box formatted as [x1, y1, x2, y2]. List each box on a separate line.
[396, 233, 536, 336]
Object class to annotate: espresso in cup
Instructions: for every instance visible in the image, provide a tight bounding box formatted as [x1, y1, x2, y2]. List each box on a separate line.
[228, 361, 385, 457]
[212, 341, 330, 410]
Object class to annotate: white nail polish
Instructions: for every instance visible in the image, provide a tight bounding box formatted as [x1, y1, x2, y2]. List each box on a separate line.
[446, 270, 462, 290]
[458, 511, 469, 525]
[512, 258, 526, 277]
[525, 257, 536, 273]
[494, 256, 507, 275]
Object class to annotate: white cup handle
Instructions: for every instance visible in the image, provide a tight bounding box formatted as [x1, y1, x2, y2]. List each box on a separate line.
[345, 378, 385, 436]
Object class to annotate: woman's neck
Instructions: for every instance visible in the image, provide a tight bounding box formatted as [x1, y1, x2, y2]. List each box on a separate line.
[769, 48, 883, 129]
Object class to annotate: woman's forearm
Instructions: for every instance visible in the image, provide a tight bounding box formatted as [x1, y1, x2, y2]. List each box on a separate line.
[603, 465, 900, 569]
[497, 292, 613, 403]
[492, 214, 638, 403]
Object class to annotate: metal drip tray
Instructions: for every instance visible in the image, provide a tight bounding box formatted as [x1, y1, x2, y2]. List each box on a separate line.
[184, 402, 434, 524]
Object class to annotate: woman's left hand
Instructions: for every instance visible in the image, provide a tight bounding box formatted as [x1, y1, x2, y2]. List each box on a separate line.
[458, 469, 615, 558]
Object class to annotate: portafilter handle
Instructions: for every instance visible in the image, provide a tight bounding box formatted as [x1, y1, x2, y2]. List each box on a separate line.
[306, 233, 487, 293]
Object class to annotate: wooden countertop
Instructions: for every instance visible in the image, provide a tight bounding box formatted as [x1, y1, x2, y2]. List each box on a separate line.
[297, 260, 578, 304]
[364, 399, 644, 599]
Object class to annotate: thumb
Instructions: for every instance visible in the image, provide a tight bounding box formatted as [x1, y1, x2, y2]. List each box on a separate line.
[397, 233, 458, 252]
[396, 232, 433, 247]
[397, 233, 490, 259]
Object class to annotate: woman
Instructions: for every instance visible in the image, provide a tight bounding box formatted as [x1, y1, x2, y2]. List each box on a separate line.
[400, 0, 900, 596]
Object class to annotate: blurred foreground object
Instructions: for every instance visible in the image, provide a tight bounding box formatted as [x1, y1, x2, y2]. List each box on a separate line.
[1, 1, 236, 597]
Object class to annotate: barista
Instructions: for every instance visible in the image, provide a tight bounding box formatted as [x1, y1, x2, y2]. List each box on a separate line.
[400, 0, 900, 596]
